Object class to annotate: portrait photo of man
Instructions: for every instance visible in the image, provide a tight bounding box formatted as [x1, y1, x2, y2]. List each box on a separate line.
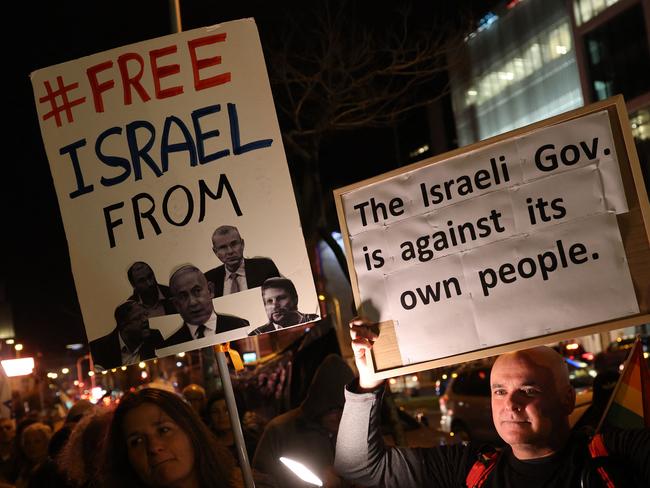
[204, 225, 281, 297]
[89, 301, 164, 370]
[164, 264, 250, 347]
[127, 261, 176, 317]
[249, 277, 319, 335]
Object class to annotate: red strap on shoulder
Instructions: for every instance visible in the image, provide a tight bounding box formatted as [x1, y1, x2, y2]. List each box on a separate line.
[589, 433, 616, 488]
[588, 433, 609, 458]
[466, 451, 500, 488]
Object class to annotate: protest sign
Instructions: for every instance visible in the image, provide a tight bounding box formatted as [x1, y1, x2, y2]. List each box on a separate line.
[31, 19, 319, 370]
[335, 96, 650, 378]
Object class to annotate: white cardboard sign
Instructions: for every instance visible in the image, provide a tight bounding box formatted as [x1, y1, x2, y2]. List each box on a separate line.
[340, 111, 638, 365]
[31, 19, 319, 368]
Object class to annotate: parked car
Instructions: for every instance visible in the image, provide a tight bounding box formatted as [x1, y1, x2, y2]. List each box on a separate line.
[381, 400, 457, 447]
[438, 357, 594, 444]
[439, 358, 496, 443]
[594, 335, 650, 373]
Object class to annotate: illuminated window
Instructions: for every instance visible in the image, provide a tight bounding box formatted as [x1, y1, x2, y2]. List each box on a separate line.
[574, 0, 620, 26]
[464, 23, 572, 108]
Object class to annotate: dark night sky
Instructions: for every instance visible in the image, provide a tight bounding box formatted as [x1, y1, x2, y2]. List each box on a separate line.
[3, 1, 495, 369]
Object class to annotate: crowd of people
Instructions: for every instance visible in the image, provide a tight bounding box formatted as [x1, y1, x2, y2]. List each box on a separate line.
[0, 349, 352, 488]
[0, 318, 648, 487]
[0, 385, 265, 488]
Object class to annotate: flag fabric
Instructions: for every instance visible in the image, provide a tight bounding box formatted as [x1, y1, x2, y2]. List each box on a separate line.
[598, 336, 650, 430]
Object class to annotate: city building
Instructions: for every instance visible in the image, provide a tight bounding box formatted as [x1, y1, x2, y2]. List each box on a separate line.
[450, 0, 649, 185]
[448, 0, 650, 352]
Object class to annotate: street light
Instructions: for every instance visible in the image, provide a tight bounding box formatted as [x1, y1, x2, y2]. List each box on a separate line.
[1, 358, 34, 377]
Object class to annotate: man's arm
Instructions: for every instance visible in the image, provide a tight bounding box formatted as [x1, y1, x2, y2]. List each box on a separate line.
[335, 318, 472, 487]
[335, 384, 423, 487]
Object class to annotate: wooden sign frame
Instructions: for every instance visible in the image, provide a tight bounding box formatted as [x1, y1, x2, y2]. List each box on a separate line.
[334, 95, 650, 379]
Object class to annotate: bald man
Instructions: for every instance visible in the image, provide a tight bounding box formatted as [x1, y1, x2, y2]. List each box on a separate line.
[163, 265, 249, 348]
[335, 318, 649, 487]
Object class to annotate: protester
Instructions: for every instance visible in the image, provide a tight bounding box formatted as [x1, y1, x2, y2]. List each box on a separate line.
[56, 408, 113, 488]
[206, 391, 234, 449]
[0, 418, 16, 484]
[103, 387, 238, 488]
[206, 391, 260, 460]
[24, 402, 98, 488]
[253, 354, 355, 488]
[15, 422, 52, 488]
[182, 384, 208, 422]
[334, 317, 650, 487]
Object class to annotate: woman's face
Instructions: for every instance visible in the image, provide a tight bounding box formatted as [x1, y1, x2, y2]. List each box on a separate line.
[123, 403, 197, 488]
[209, 399, 231, 432]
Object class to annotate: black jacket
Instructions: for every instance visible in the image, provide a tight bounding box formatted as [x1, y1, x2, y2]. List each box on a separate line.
[162, 313, 249, 347]
[89, 328, 164, 370]
[204, 257, 280, 297]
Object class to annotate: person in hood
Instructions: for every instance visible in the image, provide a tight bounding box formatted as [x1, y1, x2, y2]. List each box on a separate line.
[252, 354, 355, 488]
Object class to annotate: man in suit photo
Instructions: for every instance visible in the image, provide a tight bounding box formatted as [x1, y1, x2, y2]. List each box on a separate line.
[164, 264, 249, 347]
[249, 277, 319, 335]
[127, 261, 176, 317]
[204, 225, 281, 297]
[89, 300, 164, 370]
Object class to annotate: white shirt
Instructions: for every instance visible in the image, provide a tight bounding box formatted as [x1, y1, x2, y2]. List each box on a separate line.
[222, 261, 247, 295]
[186, 311, 218, 339]
[119, 332, 143, 365]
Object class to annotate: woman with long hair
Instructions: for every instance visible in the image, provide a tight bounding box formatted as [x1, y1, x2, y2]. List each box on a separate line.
[103, 388, 237, 488]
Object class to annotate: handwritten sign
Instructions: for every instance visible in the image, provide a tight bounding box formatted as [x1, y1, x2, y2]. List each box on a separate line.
[336, 106, 642, 367]
[31, 19, 319, 369]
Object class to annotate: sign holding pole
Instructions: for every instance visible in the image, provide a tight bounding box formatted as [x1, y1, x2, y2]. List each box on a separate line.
[335, 96, 650, 379]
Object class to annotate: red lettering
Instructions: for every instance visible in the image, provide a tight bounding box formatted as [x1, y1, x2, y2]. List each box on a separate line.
[87, 61, 115, 113]
[188, 33, 231, 91]
[150, 45, 183, 99]
[117, 53, 151, 105]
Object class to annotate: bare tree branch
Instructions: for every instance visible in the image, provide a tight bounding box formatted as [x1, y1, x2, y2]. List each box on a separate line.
[262, 0, 471, 241]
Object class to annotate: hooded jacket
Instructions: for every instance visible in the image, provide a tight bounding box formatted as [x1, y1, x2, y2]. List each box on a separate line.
[252, 354, 355, 488]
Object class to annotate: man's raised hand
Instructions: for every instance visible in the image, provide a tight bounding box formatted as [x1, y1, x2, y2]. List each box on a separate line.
[349, 317, 383, 390]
